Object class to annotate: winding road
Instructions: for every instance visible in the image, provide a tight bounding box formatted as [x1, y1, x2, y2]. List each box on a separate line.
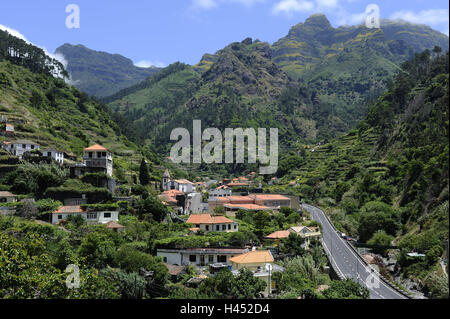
[302, 204, 409, 299]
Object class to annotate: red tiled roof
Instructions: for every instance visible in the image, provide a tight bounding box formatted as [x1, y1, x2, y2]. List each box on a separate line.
[229, 250, 274, 264]
[250, 194, 291, 201]
[84, 144, 109, 151]
[224, 204, 270, 211]
[187, 214, 234, 224]
[265, 230, 290, 239]
[53, 206, 84, 214]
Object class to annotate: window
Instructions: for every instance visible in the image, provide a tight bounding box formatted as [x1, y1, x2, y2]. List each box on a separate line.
[103, 212, 111, 218]
[87, 212, 97, 220]
[189, 255, 197, 262]
[228, 224, 231, 230]
[97, 152, 102, 158]
[216, 225, 220, 231]
[163, 257, 167, 263]
[89, 152, 93, 158]
[234, 224, 237, 229]
[217, 255, 227, 263]
[102, 152, 106, 157]
[205, 225, 209, 231]
[31, 145, 34, 150]
[222, 225, 226, 231]
[0, 198, 6, 203]
[58, 215, 62, 220]
[208, 255, 214, 263]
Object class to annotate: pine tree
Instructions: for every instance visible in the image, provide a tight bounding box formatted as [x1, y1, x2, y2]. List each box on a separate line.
[139, 158, 150, 185]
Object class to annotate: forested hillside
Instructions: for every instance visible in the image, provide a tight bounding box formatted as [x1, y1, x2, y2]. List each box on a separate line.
[105, 15, 448, 157]
[270, 50, 449, 298]
[55, 44, 161, 98]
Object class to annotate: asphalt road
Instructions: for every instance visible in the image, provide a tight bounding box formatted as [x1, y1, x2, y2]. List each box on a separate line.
[302, 204, 408, 299]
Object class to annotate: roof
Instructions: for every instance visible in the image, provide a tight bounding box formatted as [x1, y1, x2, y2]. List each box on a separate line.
[224, 203, 271, 211]
[217, 196, 254, 204]
[84, 144, 109, 152]
[3, 139, 39, 145]
[174, 179, 194, 185]
[229, 250, 274, 264]
[163, 168, 170, 178]
[53, 205, 84, 214]
[250, 194, 291, 201]
[158, 248, 248, 254]
[106, 221, 125, 229]
[186, 214, 235, 225]
[265, 230, 290, 239]
[164, 263, 185, 276]
[0, 191, 16, 197]
[227, 182, 249, 187]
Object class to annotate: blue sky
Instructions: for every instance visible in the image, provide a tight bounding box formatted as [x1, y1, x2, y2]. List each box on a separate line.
[0, 0, 448, 67]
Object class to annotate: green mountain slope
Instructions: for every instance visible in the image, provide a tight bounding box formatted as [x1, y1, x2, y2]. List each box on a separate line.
[105, 15, 448, 156]
[271, 51, 449, 297]
[0, 30, 154, 179]
[55, 44, 161, 98]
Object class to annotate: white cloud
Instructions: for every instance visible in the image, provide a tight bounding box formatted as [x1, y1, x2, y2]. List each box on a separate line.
[272, 0, 314, 15]
[389, 9, 449, 27]
[335, 11, 365, 26]
[316, 0, 338, 8]
[134, 60, 166, 68]
[192, 0, 219, 10]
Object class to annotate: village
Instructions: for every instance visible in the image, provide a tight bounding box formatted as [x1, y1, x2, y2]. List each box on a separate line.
[0, 128, 323, 297]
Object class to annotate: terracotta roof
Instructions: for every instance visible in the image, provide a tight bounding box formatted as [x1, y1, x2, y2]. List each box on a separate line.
[186, 214, 234, 225]
[229, 250, 274, 264]
[217, 196, 254, 204]
[53, 205, 84, 214]
[265, 230, 290, 239]
[224, 204, 271, 211]
[106, 221, 125, 229]
[164, 263, 185, 276]
[174, 179, 194, 185]
[227, 182, 249, 187]
[84, 144, 109, 152]
[0, 191, 16, 197]
[250, 194, 291, 201]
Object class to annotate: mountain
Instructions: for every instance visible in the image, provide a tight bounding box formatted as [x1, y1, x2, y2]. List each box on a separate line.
[271, 51, 449, 297]
[55, 44, 161, 98]
[105, 15, 448, 160]
[271, 14, 449, 133]
[0, 29, 157, 180]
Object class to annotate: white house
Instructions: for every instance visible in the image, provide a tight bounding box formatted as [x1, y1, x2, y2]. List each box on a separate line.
[1, 140, 40, 159]
[208, 185, 232, 199]
[0, 191, 17, 203]
[185, 192, 203, 214]
[186, 214, 238, 233]
[42, 148, 64, 165]
[157, 248, 249, 267]
[51, 205, 119, 225]
[83, 144, 113, 177]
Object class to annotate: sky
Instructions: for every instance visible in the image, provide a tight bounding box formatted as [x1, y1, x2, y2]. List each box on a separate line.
[0, 0, 448, 68]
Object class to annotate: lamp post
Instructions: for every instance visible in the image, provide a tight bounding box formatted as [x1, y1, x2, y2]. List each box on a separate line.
[265, 263, 273, 295]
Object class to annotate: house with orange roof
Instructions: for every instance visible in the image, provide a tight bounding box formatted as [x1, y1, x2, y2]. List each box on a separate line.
[83, 144, 113, 177]
[265, 230, 290, 240]
[186, 213, 238, 233]
[249, 194, 291, 208]
[288, 225, 321, 249]
[229, 249, 284, 296]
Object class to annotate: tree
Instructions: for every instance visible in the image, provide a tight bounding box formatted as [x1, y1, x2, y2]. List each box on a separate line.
[279, 233, 306, 257]
[253, 211, 271, 230]
[213, 206, 225, 216]
[78, 232, 117, 269]
[367, 230, 394, 256]
[135, 195, 168, 222]
[15, 199, 38, 219]
[139, 158, 150, 186]
[231, 268, 267, 299]
[322, 278, 369, 299]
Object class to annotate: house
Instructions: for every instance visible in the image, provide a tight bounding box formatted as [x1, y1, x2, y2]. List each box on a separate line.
[159, 189, 186, 215]
[83, 144, 113, 177]
[41, 148, 64, 165]
[51, 205, 119, 225]
[63, 151, 77, 162]
[208, 185, 232, 199]
[2, 123, 14, 136]
[265, 230, 290, 241]
[1, 140, 40, 159]
[164, 263, 186, 281]
[208, 195, 254, 212]
[105, 221, 125, 232]
[249, 194, 291, 209]
[157, 247, 248, 267]
[0, 191, 17, 203]
[288, 226, 321, 249]
[186, 214, 238, 232]
[185, 192, 203, 214]
[229, 249, 284, 296]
